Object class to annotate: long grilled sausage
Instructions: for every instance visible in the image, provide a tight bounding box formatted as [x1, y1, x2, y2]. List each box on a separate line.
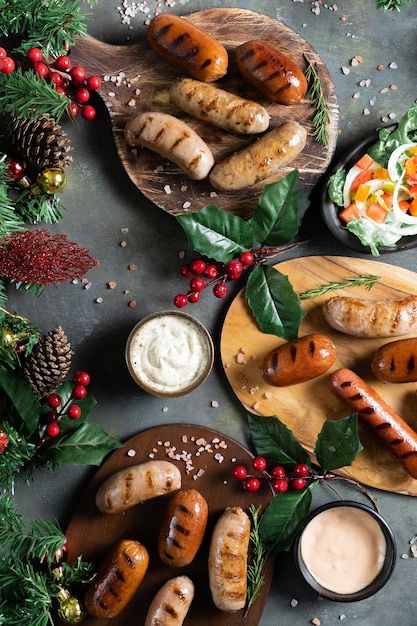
[147, 14, 228, 82]
[263, 333, 336, 386]
[209, 507, 250, 612]
[209, 121, 307, 191]
[144, 576, 194, 626]
[323, 295, 417, 338]
[329, 368, 417, 479]
[85, 540, 149, 618]
[235, 40, 307, 105]
[96, 461, 181, 514]
[158, 489, 208, 567]
[170, 78, 270, 134]
[372, 338, 417, 383]
[125, 112, 214, 180]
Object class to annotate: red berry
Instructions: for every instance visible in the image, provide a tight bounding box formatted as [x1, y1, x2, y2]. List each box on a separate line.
[44, 411, 57, 424]
[240, 251, 255, 267]
[68, 404, 82, 420]
[71, 65, 86, 84]
[213, 283, 227, 298]
[7, 158, 26, 180]
[53, 55, 71, 72]
[0, 57, 15, 74]
[291, 478, 307, 491]
[188, 291, 200, 304]
[56, 86, 67, 96]
[180, 265, 193, 278]
[273, 478, 288, 493]
[75, 87, 90, 104]
[81, 105, 96, 121]
[252, 456, 267, 472]
[174, 294, 188, 308]
[244, 477, 260, 492]
[271, 465, 286, 479]
[190, 277, 206, 292]
[34, 62, 49, 78]
[72, 385, 87, 400]
[204, 264, 219, 279]
[73, 371, 91, 386]
[87, 75, 101, 91]
[68, 102, 79, 118]
[189, 259, 205, 274]
[27, 47, 43, 64]
[233, 465, 248, 481]
[48, 71, 63, 87]
[0, 48, 6, 60]
[294, 463, 310, 478]
[226, 260, 243, 277]
[47, 393, 61, 409]
[46, 421, 60, 438]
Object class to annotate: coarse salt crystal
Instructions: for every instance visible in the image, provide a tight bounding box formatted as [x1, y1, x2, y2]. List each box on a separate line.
[157, 441, 162, 446]
[148, 452, 155, 458]
[72, 279, 78, 285]
[352, 92, 360, 99]
[182, 201, 191, 209]
[162, 407, 168, 413]
[363, 108, 370, 115]
[127, 449, 136, 457]
[164, 185, 172, 195]
[389, 112, 397, 119]
[182, 435, 188, 443]
[211, 400, 219, 408]
[341, 66, 350, 75]
[128, 99, 136, 107]
[212, 438, 220, 444]
[311, 619, 321, 626]
[389, 62, 398, 69]
[95, 297, 103, 304]
[339, 616, 346, 622]
[178, 250, 185, 259]
[196, 438, 206, 446]
[290, 599, 299, 608]
[401, 553, 409, 559]
[210, 191, 217, 198]
[180, 185, 188, 192]
[253, 401, 261, 411]
[380, 87, 389, 94]
[164, 441, 170, 447]
[236, 353, 247, 364]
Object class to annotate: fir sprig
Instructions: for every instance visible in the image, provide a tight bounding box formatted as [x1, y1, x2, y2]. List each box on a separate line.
[15, 192, 63, 225]
[304, 56, 330, 146]
[0, 70, 69, 122]
[299, 274, 380, 300]
[244, 504, 269, 617]
[0, 157, 26, 238]
[377, 0, 416, 10]
[0, 307, 40, 369]
[0, 558, 52, 626]
[0, 423, 35, 486]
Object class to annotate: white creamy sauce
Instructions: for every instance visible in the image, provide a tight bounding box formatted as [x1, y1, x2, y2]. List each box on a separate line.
[300, 506, 387, 595]
[129, 315, 209, 393]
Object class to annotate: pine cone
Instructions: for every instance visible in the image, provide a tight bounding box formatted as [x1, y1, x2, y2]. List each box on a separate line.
[7, 114, 73, 169]
[23, 326, 73, 398]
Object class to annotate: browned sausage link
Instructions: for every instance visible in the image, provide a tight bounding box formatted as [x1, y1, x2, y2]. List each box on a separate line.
[158, 489, 208, 567]
[85, 540, 149, 618]
[263, 334, 336, 387]
[371, 338, 417, 383]
[329, 368, 417, 479]
[147, 14, 228, 82]
[235, 40, 307, 105]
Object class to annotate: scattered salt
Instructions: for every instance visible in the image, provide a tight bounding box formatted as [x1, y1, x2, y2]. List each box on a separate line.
[127, 449, 136, 457]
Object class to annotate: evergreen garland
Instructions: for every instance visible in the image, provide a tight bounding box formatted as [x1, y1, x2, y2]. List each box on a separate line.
[0, 70, 69, 122]
[377, 0, 416, 9]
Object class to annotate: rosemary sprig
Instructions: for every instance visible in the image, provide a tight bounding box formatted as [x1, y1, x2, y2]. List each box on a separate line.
[304, 56, 330, 146]
[244, 505, 269, 617]
[376, 0, 416, 10]
[299, 274, 380, 300]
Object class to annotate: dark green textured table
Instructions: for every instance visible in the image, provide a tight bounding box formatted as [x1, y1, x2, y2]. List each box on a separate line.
[12, 1, 417, 625]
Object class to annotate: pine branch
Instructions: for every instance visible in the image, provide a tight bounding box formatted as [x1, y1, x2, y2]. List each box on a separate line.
[0, 70, 69, 122]
[15, 192, 63, 225]
[53, 557, 95, 588]
[11, 281, 46, 296]
[244, 505, 269, 617]
[0, 423, 34, 486]
[377, 0, 416, 10]
[304, 56, 330, 146]
[299, 274, 380, 300]
[0, 307, 40, 370]
[0, 157, 26, 237]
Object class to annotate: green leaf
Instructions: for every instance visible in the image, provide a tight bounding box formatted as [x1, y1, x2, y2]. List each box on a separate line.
[57, 394, 97, 435]
[249, 171, 309, 246]
[346, 217, 402, 256]
[315, 414, 363, 471]
[42, 422, 121, 466]
[368, 104, 417, 167]
[260, 486, 312, 551]
[176, 204, 254, 263]
[246, 265, 304, 340]
[327, 168, 346, 207]
[0, 370, 40, 435]
[248, 413, 310, 466]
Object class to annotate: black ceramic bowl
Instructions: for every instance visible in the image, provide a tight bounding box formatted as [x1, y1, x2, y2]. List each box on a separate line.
[294, 500, 396, 602]
[321, 132, 417, 254]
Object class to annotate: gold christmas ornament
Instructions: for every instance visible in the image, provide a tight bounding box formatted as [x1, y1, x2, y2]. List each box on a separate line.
[2, 327, 29, 348]
[37, 167, 67, 194]
[57, 588, 86, 624]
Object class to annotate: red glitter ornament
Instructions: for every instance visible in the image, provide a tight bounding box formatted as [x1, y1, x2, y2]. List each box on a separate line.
[0, 229, 98, 284]
[0, 430, 9, 454]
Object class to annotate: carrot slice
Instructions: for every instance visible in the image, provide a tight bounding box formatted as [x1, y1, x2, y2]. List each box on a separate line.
[373, 166, 389, 180]
[366, 202, 387, 223]
[382, 193, 393, 208]
[409, 184, 417, 199]
[355, 154, 375, 170]
[351, 169, 373, 192]
[339, 204, 361, 225]
[399, 200, 410, 212]
[355, 184, 370, 203]
[409, 198, 417, 216]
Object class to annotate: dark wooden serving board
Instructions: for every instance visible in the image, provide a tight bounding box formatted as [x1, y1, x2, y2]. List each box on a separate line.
[71, 8, 339, 217]
[64, 424, 275, 626]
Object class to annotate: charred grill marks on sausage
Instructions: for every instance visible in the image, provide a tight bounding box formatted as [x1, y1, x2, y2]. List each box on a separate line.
[309, 341, 315, 357]
[271, 352, 278, 369]
[173, 586, 187, 601]
[265, 69, 283, 81]
[200, 58, 212, 69]
[145, 470, 154, 490]
[188, 152, 202, 168]
[166, 535, 182, 548]
[153, 127, 165, 142]
[172, 521, 190, 536]
[163, 550, 174, 560]
[162, 603, 178, 618]
[340, 380, 352, 388]
[122, 551, 135, 568]
[407, 356, 415, 372]
[290, 345, 297, 363]
[253, 59, 268, 72]
[123, 472, 133, 505]
[170, 133, 188, 150]
[240, 48, 255, 62]
[361, 407, 375, 415]
[389, 438, 404, 446]
[171, 33, 189, 48]
[176, 503, 192, 515]
[401, 451, 417, 459]
[185, 46, 199, 60]
[390, 357, 395, 371]
[375, 422, 391, 430]
[114, 567, 126, 582]
[350, 393, 363, 401]
[156, 23, 172, 39]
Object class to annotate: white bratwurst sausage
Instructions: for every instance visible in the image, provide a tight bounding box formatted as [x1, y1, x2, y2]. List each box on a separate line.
[144, 576, 194, 626]
[208, 506, 250, 612]
[170, 78, 270, 134]
[96, 460, 181, 514]
[125, 111, 214, 180]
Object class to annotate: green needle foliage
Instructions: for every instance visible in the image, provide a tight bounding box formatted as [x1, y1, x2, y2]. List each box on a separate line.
[0, 559, 53, 626]
[0, 70, 69, 122]
[0, 158, 26, 237]
[0, 423, 35, 486]
[377, 0, 416, 9]
[15, 193, 63, 225]
[304, 57, 330, 146]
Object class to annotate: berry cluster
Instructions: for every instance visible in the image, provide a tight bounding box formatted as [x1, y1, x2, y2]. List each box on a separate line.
[0, 47, 15, 74]
[26, 48, 101, 120]
[233, 456, 311, 493]
[43, 371, 91, 438]
[174, 251, 255, 308]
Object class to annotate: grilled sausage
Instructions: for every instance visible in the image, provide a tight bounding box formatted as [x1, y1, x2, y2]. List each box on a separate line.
[144, 576, 194, 626]
[125, 112, 214, 180]
[147, 14, 228, 82]
[263, 333, 336, 387]
[323, 295, 417, 338]
[96, 460, 181, 514]
[85, 540, 149, 618]
[372, 338, 417, 383]
[170, 78, 270, 134]
[209, 507, 250, 612]
[329, 368, 417, 479]
[235, 40, 307, 105]
[209, 121, 307, 191]
[158, 489, 208, 567]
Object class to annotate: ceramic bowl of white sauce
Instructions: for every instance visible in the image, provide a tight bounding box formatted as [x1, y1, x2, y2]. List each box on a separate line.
[126, 310, 214, 397]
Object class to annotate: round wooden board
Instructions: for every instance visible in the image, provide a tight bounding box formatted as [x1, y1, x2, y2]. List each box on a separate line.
[220, 256, 417, 497]
[71, 8, 338, 218]
[64, 424, 274, 626]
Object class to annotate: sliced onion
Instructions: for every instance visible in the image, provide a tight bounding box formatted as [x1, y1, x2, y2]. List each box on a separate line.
[343, 165, 362, 208]
[387, 143, 417, 182]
